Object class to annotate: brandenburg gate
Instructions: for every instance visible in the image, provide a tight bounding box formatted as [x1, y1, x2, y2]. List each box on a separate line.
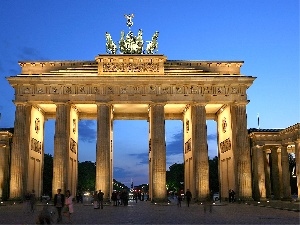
[6, 15, 256, 202]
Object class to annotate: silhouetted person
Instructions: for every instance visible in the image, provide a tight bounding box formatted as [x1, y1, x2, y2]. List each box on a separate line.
[98, 190, 104, 209]
[54, 188, 65, 222]
[185, 189, 192, 207]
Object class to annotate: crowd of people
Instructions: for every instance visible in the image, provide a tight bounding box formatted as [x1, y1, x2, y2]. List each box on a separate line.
[24, 188, 236, 223]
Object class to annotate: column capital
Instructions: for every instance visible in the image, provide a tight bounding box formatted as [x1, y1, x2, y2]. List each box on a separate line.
[54, 101, 71, 106]
[281, 143, 289, 147]
[95, 102, 112, 107]
[191, 102, 207, 107]
[231, 100, 250, 106]
[295, 139, 300, 144]
[149, 102, 166, 107]
[14, 101, 30, 106]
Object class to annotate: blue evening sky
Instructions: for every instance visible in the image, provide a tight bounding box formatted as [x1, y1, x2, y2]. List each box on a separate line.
[0, 0, 299, 185]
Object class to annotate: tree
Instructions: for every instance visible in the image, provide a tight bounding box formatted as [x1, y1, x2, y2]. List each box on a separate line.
[209, 156, 219, 193]
[77, 161, 96, 193]
[166, 163, 184, 192]
[42, 153, 53, 196]
[166, 157, 219, 194]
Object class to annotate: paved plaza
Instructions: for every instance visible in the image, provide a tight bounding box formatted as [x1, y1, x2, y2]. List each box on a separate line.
[0, 199, 299, 224]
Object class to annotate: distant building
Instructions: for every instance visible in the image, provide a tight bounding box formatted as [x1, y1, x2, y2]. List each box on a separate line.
[249, 123, 299, 201]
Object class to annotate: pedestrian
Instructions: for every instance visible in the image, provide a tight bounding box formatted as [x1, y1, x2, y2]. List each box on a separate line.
[98, 190, 104, 209]
[121, 189, 129, 206]
[29, 189, 36, 212]
[63, 190, 74, 223]
[228, 189, 232, 202]
[54, 188, 65, 223]
[117, 191, 121, 205]
[36, 206, 51, 224]
[203, 202, 212, 213]
[111, 191, 117, 206]
[93, 191, 99, 209]
[23, 191, 31, 213]
[133, 191, 138, 203]
[231, 190, 235, 202]
[185, 189, 192, 207]
[177, 192, 182, 207]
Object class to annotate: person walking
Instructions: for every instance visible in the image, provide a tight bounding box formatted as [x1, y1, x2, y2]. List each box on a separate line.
[29, 189, 36, 213]
[54, 188, 65, 223]
[176, 192, 182, 207]
[93, 191, 99, 209]
[98, 190, 104, 209]
[185, 189, 192, 207]
[63, 190, 74, 223]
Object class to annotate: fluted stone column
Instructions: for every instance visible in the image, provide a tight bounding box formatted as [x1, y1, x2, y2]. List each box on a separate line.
[96, 104, 112, 201]
[149, 103, 166, 202]
[0, 131, 12, 200]
[9, 103, 31, 199]
[52, 103, 71, 195]
[231, 103, 252, 200]
[270, 146, 280, 199]
[295, 140, 300, 200]
[263, 150, 272, 198]
[252, 145, 266, 200]
[281, 144, 291, 200]
[191, 104, 209, 200]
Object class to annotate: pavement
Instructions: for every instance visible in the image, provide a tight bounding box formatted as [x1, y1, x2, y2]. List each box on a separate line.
[0, 198, 299, 224]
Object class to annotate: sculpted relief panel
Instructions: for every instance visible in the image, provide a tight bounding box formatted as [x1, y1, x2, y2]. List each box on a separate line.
[103, 62, 160, 73]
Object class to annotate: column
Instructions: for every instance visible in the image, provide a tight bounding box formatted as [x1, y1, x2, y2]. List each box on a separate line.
[252, 145, 266, 200]
[263, 150, 272, 198]
[281, 144, 291, 200]
[0, 133, 12, 200]
[52, 103, 71, 195]
[231, 103, 252, 200]
[256, 146, 266, 200]
[149, 103, 166, 202]
[295, 140, 300, 200]
[9, 103, 31, 199]
[96, 103, 112, 201]
[270, 146, 280, 199]
[191, 104, 209, 200]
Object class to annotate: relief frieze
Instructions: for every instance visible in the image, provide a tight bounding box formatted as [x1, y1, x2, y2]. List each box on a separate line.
[17, 84, 246, 96]
[103, 62, 160, 73]
[31, 138, 42, 154]
[70, 138, 77, 154]
[220, 138, 231, 153]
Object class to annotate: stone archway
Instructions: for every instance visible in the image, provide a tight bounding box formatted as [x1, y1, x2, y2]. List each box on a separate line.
[7, 54, 255, 202]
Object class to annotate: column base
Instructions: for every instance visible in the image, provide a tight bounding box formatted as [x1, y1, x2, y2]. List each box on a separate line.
[151, 197, 169, 204]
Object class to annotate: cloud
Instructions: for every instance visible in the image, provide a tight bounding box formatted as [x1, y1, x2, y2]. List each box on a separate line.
[207, 133, 217, 141]
[18, 46, 44, 60]
[128, 152, 149, 165]
[167, 131, 183, 155]
[78, 120, 96, 143]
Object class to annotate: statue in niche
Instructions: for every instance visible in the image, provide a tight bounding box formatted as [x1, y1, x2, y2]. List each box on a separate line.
[222, 117, 227, 133]
[35, 118, 40, 134]
[186, 119, 189, 133]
